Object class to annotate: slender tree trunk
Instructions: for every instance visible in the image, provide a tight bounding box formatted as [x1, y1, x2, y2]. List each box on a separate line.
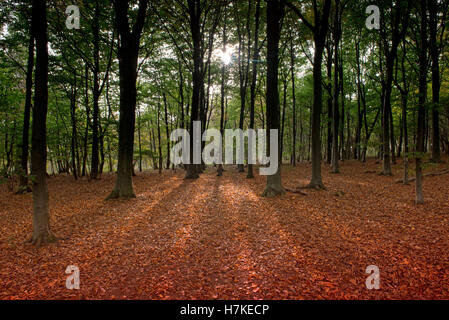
[402, 93, 409, 185]
[19, 28, 35, 191]
[381, 2, 410, 174]
[390, 104, 396, 164]
[290, 36, 297, 167]
[429, 0, 441, 163]
[91, 0, 100, 179]
[236, 0, 252, 173]
[280, 76, 287, 161]
[416, 0, 428, 204]
[137, 109, 142, 172]
[82, 63, 89, 177]
[217, 18, 226, 177]
[157, 102, 162, 174]
[247, 0, 260, 178]
[332, 0, 340, 174]
[70, 72, 78, 180]
[163, 93, 170, 170]
[326, 41, 332, 165]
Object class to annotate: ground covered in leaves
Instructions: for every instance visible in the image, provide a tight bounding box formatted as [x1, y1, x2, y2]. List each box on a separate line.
[1, 159, 448, 299]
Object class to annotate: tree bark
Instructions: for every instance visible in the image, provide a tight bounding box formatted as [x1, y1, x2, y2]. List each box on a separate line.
[287, 0, 332, 189]
[290, 35, 297, 167]
[91, 0, 101, 179]
[429, 0, 441, 163]
[380, 1, 410, 175]
[19, 26, 35, 191]
[331, 0, 341, 174]
[185, 0, 202, 179]
[262, 0, 285, 198]
[29, 0, 55, 246]
[416, 0, 428, 204]
[70, 71, 78, 180]
[218, 8, 227, 177]
[247, 0, 261, 179]
[107, 0, 149, 199]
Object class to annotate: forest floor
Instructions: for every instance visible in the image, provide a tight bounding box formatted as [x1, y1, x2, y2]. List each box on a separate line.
[0, 159, 448, 300]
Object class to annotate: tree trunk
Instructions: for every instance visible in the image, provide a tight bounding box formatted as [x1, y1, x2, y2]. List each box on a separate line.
[137, 109, 142, 172]
[416, 0, 428, 204]
[325, 41, 332, 165]
[29, 0, 55, 246]
[288, 0, 331, 188]
[280, 76, 287, 161]
[290, 36, 297, 167]
[157, 102, 162, 174]
[218, 11, 227, 177]
[247, 0, 260, 179]
[163, 93, 170, 170]
[19, 27, 35, 191]
[262, 0, 285, 198]
[331, 0, 340, 174]
[429, 0, 441, 163]
[107, 0, 149, 199]
[309, 43, 326, 187]
[91, 0, 100, 180]
[402, 94, 409, 185]
[185, 0, 201, 179]
[82, 63, 89, 177]
[70, 71, 78, 180]
[380, 2, 410, 175]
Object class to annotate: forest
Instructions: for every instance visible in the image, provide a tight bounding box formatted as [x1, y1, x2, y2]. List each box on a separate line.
[0, 0, 448, 300]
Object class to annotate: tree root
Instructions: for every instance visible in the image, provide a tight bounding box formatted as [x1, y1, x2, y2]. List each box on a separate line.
[106, 190, 136, 200]
[15, 185, 32, 194]
[284, 187, 307, 195]
[25, 233, 58, 248]
[395, 169, 449, 183]
[378, 171, 393, 176]
[299, 183, 327, 191]
[184, 173, 199, 180]
[262, 186, 285, 198]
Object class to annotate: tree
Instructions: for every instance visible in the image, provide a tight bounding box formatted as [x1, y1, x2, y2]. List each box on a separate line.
[287, 0, 332, 189]
[28, 0, 55, 246]
[107, 0, 150, 199]
[429, 0, 444, 163]
[234, 0, 253, 173]
[91, 0, 101, 179]
[262, 0, 285, 198]
[247, 0, 262, 179]
[331, 0, 342, 174]
[379, 0, 410, 175]
[19, 16, 34, 192]
[416, 0, 428, 204]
